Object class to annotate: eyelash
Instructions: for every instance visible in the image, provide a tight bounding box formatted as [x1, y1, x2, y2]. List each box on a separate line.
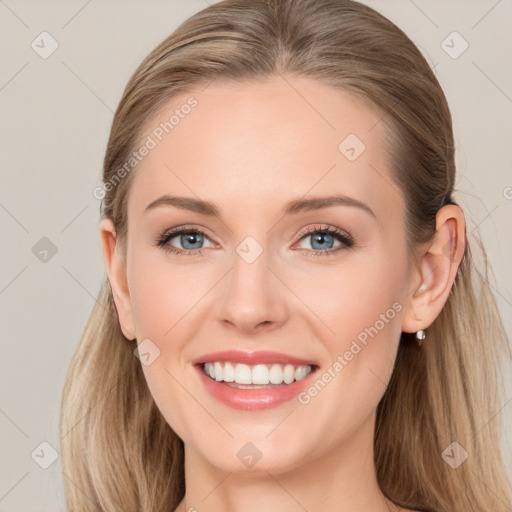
[154, 224, 355, 258]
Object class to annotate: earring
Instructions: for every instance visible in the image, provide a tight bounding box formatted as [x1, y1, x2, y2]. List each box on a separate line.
[416, 329, 426, 346]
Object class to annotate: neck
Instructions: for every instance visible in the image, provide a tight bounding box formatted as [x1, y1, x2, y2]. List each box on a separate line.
[175, 412, 396, 512]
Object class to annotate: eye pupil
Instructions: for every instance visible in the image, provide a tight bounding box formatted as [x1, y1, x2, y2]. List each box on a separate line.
[311, 232, 334, 250]
[183, 232, 202, 249]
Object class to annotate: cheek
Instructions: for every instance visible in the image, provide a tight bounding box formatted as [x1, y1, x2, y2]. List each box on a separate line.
[127, 246, 212, 341]
[291, 252, 406, 348]
[296, 250, 406, 398]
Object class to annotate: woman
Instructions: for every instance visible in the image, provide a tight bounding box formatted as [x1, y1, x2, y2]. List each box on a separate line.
[60, 0, 512, 510]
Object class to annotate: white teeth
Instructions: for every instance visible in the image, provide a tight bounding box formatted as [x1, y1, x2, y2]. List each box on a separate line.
[214, 361, 223, 381]
[234, 363, 252, 384]
[283, 364, 295, 384]
[203, 362, 313, 385]
[223, 362, 235, 382]
[295, 365, 311, 381]
[269, 364, 284, 384]
[252, 364, 270, 385]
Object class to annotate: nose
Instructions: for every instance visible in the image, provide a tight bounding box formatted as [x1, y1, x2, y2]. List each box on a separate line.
[216, 244, 289, 334]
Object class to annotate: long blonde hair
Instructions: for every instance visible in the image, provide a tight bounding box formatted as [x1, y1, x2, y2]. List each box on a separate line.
[60, 1, 512, 510]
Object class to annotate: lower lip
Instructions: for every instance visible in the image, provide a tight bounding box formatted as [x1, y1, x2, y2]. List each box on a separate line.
[194, 364, 317, 410]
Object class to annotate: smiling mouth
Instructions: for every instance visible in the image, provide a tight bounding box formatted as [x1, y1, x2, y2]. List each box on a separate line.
[200, 361, 318, 388]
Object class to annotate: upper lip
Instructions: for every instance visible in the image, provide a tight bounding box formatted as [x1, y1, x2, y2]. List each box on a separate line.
[192, 350, 318, 366]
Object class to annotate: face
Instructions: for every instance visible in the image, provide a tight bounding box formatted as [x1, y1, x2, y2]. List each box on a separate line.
[113, 76, 415, 474]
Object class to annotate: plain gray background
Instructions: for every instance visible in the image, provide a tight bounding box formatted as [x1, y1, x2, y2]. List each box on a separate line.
[1, 0, 511, 510]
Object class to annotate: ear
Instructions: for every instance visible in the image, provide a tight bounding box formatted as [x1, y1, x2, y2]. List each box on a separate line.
[402, 205, 466, 333]
[100, 218, 136, 340]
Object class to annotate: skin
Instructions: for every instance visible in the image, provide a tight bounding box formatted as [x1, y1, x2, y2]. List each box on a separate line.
[100, 75, 465, 512]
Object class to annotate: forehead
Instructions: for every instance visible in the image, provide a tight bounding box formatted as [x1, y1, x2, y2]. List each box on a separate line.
[127, 75, 403, 223]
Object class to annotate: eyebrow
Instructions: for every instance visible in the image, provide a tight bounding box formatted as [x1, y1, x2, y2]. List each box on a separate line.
[144, 194, 376, 219]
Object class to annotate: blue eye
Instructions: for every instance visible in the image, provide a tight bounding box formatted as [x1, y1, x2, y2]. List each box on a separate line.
[156, 226, 214, 256]
[155, 224, 355, 257]
[294, 226, 354, 256]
